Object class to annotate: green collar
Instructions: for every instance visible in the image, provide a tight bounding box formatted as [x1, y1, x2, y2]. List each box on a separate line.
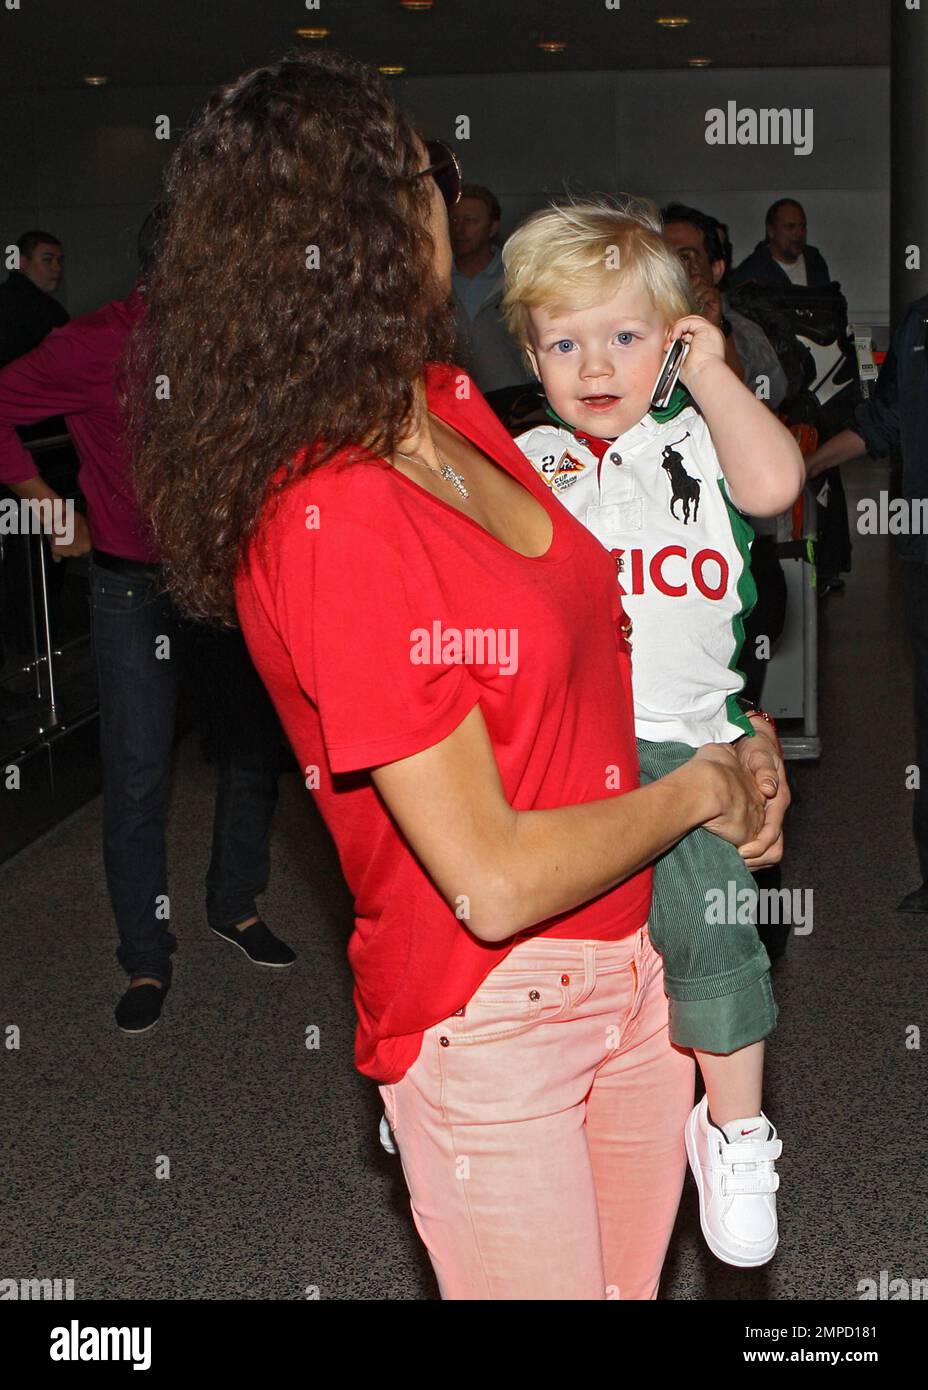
[649, 382, 693, 423]
[543, 382, 692, 439]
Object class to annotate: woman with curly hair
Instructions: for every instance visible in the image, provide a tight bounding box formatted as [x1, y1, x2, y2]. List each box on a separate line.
[125, 48, 784, 1300]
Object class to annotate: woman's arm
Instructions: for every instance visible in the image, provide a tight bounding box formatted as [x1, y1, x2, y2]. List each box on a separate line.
[674, 315, 805, 517]
[371, 702, 765, 944]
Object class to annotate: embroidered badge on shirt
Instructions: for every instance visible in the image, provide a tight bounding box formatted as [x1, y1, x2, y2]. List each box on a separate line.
[538, 449, 586, 493]
[660, 432, 700, 524]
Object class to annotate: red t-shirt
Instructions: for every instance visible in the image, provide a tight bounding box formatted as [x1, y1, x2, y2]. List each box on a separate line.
[234, 362, 652, 1083]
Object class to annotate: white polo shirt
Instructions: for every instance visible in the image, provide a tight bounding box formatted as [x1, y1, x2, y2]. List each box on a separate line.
[516, 392, 756, 747]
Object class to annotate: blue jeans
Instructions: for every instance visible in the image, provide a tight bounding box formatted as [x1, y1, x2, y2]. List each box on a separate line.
[88, 558, 281, 987]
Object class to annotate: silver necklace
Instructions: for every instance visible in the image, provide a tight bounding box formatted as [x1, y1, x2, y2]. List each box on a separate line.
[395, 444, 470, 500]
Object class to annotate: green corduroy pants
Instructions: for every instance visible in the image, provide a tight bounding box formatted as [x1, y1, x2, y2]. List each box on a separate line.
[637, 738, 779, 1054]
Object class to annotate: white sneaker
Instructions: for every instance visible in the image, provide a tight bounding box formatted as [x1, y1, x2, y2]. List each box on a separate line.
[378, 1111, 398, 1156]
[684, 1095, 781, 1267]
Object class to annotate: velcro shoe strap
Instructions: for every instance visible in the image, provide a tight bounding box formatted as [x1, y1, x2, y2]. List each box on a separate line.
[720, 1138, 782, 1166]
[724, 1171, 781, 1195]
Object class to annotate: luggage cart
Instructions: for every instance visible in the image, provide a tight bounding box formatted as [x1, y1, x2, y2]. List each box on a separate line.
[758, 417, 821, 762]
[0, 435, 98, 781]
[761, 489, 820, 761]
[761, 323, 876, 761]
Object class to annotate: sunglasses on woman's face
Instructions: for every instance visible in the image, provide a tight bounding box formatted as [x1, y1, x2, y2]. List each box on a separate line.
[415, 138, 462, 211]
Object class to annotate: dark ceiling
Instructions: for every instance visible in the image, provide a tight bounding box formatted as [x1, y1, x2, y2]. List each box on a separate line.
[0, 0, 890, 91]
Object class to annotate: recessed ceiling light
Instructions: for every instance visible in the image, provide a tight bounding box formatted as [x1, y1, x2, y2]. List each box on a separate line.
[83, 75, 108, 86]
[378, 65, 406, 76]
[688, 56, 712, 67]
[537, 41, 568, 53]
[657, 16, 691, 27]
[294, 27, 330, 39]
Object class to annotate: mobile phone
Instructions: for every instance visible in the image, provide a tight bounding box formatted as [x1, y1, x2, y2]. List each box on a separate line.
[651, 338, 690, 410]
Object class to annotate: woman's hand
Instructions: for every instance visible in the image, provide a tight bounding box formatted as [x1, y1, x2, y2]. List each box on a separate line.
[665, 313, 727, 390]
[734, 720, 791, 870]
[692, 741, 767, 848]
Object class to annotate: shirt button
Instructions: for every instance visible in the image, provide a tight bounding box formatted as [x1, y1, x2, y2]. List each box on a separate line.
[529, 989, 540, 1001]
[561, 974, 570, 986]
[610, 452, 622, 465]
[439, 1035, 450, 1046]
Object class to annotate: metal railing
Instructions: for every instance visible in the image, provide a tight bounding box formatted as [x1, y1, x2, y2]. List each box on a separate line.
[0, 434, 98, 773]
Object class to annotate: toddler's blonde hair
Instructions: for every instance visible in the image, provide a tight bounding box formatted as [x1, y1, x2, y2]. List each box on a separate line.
[501, 195, 696, 363]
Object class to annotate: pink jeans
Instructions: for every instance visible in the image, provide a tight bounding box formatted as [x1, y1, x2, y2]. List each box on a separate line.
[379, 924, 695, 1300]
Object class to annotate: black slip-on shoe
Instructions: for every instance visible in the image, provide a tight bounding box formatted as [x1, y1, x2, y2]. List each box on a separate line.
[115, 983, 167, 1033]
[897, 882, 928, 914]
[210, 919, 296, 967]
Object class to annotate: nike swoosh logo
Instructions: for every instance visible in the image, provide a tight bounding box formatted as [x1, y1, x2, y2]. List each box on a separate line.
[741, 1127, 760, 1135]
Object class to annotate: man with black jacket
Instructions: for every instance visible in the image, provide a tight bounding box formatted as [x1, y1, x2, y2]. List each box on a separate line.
[728, 198, 853, 594]
[0, 230, 69, 368]
[727, 199, 831, 291]
[806, 294, 928, 913]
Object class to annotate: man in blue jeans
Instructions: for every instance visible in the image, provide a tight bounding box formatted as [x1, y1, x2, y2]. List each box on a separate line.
[0, 259, 294, 1032]
[89, 559, 291, 1014]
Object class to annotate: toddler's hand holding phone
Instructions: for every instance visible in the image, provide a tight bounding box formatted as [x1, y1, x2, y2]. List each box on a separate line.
[665, 314, 726, 395]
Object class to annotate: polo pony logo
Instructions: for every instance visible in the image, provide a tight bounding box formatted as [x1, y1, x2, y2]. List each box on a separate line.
[661, 432, 700, 524]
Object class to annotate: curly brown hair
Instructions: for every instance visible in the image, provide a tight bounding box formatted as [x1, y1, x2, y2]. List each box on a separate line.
[123, 48, 459, 624]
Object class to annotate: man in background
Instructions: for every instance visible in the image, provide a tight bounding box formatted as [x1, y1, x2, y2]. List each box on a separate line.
[0, 230, 68, 367]
[662, 202, 788, 407]
[0, 216, 294, 1032]
[727, 198, 850, 594]
[806, 295, 928, 915]
[451, 183, 534, 412]
[727, 199, 831, 291]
